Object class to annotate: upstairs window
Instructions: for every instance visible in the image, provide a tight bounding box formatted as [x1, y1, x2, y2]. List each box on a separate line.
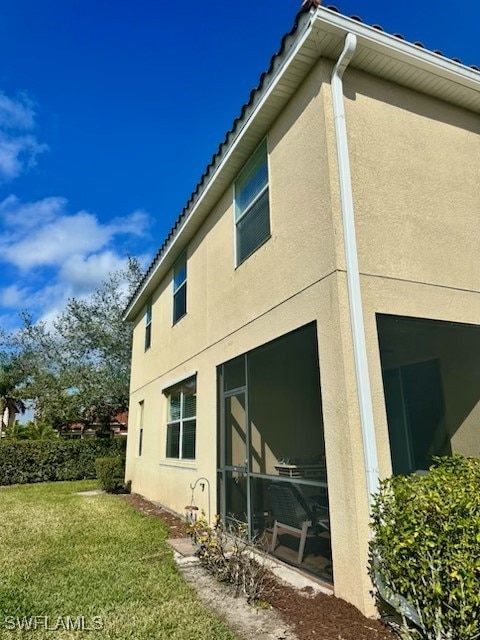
[234, 139, 270, 265]
[173, 252, 187, 324]
[165, 377, 196, 460]
[145, 299, 152, 350]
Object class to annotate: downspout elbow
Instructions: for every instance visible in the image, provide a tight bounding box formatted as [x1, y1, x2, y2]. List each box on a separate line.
[332, 33, 358, 85]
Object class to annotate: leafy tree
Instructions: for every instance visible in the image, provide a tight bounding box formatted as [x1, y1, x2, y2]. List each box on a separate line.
[5, 258, 142, 433]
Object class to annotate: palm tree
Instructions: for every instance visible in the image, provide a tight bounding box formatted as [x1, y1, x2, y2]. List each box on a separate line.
[1, 396, 26, 432]
[0, 357, 26, 438]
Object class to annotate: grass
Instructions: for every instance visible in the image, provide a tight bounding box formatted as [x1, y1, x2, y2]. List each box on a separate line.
[0, 481, 235, 639]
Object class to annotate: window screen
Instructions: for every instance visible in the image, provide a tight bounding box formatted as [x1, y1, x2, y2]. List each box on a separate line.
[165, 377, 196, 460]
[173, 253, 187, 324]
[235, 140, 270, 264]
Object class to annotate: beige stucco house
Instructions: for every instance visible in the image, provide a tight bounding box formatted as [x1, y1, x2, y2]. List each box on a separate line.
[124, 5, 480, 616]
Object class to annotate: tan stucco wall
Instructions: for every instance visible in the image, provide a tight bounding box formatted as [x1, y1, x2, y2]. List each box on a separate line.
[126, 273, 373, 614]
[345, 68, 480, 287]
[332, 66, 480, 478]
[126, 55, 480, 618]
[128, 59, 335, 397]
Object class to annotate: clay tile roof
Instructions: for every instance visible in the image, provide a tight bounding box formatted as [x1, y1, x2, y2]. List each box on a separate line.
[125, 5, 478, 317]
[114, 412, 129, 426]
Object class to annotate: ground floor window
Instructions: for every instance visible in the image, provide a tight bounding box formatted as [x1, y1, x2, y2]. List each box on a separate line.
[217, 323, 332, 583]
[377, 314, 480, 475]
[165, 376, 196, 460]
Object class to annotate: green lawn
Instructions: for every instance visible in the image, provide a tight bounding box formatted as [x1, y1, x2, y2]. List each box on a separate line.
[0, 481, 235, 639]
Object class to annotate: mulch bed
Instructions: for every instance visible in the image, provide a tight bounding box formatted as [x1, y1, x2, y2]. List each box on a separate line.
[122, 493, 397, 640]
[121, 493, 188, 538]
[265, 578, 396, 640]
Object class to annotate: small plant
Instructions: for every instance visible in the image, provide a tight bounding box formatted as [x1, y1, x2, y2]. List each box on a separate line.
[370, 455, 480, 640]
[95, 456, 125, 493]
[187, 514, 270, 604]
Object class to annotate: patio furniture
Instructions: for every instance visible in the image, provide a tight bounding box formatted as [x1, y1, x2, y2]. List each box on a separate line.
[268, 482, 329, 565]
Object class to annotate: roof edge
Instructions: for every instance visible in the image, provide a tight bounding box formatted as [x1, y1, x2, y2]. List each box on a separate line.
[124, 6, 480, 322]
[123, 8, 315, 321]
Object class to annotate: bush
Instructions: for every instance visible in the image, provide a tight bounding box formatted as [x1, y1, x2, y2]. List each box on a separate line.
[187, 514, 270, 604]
[0, 438, 126, 486]
[95, 457, 125, 493]
[370, 455, 480, 640]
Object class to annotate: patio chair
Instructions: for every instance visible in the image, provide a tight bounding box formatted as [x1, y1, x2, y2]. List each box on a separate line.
[268, 482, 329, 565]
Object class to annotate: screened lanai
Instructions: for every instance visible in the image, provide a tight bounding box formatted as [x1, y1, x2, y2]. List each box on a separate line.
[217, 323, 332, 583]
[377, 314, 480, 475]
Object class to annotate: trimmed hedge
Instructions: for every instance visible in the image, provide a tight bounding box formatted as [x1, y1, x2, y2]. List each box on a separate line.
[370, 455, 480, 640]
[95, 457, 125, 493]
[0, 438, 127, 486]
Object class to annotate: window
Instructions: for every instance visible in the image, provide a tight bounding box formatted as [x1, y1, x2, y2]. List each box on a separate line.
[138, 400, 144, 457]
[145, 299, 152, 350]
[173, 252, 187, 324]
[165, 377, 196, 460]
[234, 139, 270, 265]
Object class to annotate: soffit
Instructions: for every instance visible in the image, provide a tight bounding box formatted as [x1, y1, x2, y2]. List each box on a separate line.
[124, 7, 479, 321]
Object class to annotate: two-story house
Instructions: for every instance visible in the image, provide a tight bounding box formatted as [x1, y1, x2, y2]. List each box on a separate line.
[123, 5, 480, 615]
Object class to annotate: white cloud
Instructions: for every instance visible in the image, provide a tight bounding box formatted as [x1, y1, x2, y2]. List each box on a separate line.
[0, 93, 47, 183]
[0, 92, 36, 130]
[0, 194, 151, 326]
[0, 92, 150, 329]
[58, 251, 129, 295]
[0, 284, 28, 308]
[0, 195, 149, 271]
[2, 210, 112, 269]
[0, 194, 65, 229]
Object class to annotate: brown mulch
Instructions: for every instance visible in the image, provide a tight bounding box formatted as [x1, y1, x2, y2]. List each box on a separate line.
[265, 578, 396, 640]
[122, 493, 397, 640]
[121, 493, 188, 538]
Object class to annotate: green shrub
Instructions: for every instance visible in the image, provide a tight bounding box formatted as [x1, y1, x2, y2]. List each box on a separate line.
[0, 438, 126, 486]
[370, 455, 480, 640]
[95, 457, 125, 493]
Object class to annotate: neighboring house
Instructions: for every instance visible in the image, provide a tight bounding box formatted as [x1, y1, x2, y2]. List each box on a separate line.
[123, 5, 480, 616]
[61, 412, 128, 439]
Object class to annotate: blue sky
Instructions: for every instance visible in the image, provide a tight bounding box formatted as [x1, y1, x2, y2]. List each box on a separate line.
[0, 0, 477, 330]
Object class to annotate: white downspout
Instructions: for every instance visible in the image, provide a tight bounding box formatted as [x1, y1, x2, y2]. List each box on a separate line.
[330, 35, 422, 627]
[331, 34, 379, 505]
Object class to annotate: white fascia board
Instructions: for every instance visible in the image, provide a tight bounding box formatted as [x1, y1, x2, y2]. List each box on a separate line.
[125, 8, 479, 322]
[123, 12, 316, 322]
[314, 8, 480, 90]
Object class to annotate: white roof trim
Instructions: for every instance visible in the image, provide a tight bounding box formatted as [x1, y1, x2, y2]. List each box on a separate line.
[124, 11, 315, 321]
[316, 8, 479, 89]
[124, 7, 479, 322]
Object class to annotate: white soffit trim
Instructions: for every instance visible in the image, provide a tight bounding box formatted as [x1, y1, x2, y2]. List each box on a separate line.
[125, 8, 479, 321]
[313, 8, 480, 93]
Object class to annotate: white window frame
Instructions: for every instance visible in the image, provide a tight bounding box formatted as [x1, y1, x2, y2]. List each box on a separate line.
[164, 376, 196, 461]
[233, 138, 270, 267]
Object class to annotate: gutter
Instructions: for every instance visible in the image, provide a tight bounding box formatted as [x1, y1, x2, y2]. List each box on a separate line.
[331, 33, 379, 505]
